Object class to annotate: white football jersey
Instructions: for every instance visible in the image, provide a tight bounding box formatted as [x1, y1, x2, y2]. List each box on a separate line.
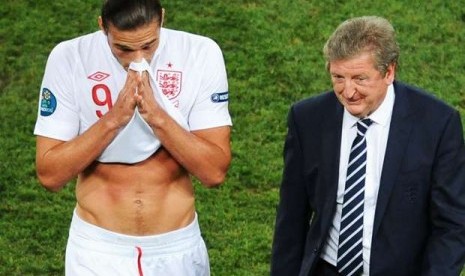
[34, 28, 231, 144]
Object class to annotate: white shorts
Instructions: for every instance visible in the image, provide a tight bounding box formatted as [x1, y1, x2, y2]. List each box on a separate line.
[65, 210, 210, 276]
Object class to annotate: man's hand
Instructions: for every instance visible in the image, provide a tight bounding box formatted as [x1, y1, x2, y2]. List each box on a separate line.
[130, 70, 231, 187]
[104, 70, 141, 128]
[134, 71, 163, 127]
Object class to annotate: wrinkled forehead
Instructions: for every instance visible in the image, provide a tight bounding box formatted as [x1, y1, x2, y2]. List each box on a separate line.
[107, 20, 161, 46]
[328, 52, 377, 72]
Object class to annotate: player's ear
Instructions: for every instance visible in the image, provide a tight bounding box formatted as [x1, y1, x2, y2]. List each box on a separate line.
[161, 8, 165, 27]
[98, 16, 106, 34]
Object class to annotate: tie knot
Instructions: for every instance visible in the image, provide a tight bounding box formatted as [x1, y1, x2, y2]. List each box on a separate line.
[356, 118, 373, 136]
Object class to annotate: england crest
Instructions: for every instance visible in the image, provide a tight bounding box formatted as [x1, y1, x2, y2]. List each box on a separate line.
[157, 70, 182, 100]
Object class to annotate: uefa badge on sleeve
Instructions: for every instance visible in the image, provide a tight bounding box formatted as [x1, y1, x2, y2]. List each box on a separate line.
[211, 91, 229, 103]
[40, 88, 57, 116]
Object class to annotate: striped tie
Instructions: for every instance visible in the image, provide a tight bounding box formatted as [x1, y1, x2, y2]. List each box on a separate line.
[337, 118, 373, 276]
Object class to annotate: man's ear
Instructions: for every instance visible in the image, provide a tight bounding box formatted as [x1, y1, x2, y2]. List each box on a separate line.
[98, 16, 106, 33]
[385, 63, 396, 85]
[161, 8, 165, 27]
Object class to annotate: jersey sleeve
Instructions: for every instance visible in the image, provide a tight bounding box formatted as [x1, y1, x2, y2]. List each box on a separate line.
[188, 39, 232, 131]
[34, 42, 80, 141]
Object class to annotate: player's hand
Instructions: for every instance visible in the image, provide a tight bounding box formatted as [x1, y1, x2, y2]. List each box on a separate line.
[104, 70, 139, 128]
[135, 71, 163, 126]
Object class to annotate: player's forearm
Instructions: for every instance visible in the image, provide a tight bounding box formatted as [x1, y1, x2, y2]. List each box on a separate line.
[36, 116, 120, 191]
[147, 112, 231, 187]
[169, 132, 230, 187]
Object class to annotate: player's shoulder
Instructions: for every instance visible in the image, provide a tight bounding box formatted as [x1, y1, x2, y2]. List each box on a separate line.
[48, 31, 104, 61]
[162, 28, 222, 52]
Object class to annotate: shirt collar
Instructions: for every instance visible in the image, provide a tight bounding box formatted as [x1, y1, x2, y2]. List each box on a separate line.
[149, 27, 167, 66]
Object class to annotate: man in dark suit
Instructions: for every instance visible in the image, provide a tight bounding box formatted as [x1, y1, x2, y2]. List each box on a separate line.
[271, 16, 465, 276]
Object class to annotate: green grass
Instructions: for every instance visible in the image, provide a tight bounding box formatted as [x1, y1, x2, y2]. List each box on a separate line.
[1, 0, 465, 275]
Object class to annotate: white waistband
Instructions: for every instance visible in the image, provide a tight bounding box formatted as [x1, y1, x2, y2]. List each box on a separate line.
[68, 210, 202, 257]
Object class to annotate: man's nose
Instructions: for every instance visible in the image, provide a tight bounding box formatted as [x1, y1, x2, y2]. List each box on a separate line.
[343, 79, 356, 98]
[133, 51, 145, 62]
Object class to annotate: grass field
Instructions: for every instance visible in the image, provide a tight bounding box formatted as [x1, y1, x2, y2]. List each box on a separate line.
[1, 0, 465, 275]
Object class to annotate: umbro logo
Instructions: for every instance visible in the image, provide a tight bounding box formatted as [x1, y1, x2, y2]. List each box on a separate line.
[88, 71, 110, 82]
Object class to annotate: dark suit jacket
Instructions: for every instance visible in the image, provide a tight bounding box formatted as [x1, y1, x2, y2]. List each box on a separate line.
[271, 81, 465, 276]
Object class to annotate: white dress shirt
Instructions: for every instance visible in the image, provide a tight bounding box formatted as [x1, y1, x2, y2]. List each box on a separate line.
[320, 84, 395, 275]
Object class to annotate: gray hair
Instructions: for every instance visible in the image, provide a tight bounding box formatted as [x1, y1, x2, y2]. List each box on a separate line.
[323, 16, 400, 75]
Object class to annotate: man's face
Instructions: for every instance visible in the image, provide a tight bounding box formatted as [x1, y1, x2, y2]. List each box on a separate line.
[101, 19, 162, 70]
[329, 51, 395, 118]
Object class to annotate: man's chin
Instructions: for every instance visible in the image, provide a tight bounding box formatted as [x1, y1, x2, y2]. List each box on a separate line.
[345, 105, 367, 118]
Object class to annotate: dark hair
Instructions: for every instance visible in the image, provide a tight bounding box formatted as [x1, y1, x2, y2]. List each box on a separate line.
[101, 0, 163, 32]
[323, 16, 400, 75]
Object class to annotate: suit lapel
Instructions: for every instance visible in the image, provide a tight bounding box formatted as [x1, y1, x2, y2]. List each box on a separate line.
[299, 93, 344, 276]
[372, 82, 414, 236]
[321, 96, 344, 211]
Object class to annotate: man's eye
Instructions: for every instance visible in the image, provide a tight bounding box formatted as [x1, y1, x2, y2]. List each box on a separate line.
[116, 47, 133, 53]
[355, 76, 368, 84]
